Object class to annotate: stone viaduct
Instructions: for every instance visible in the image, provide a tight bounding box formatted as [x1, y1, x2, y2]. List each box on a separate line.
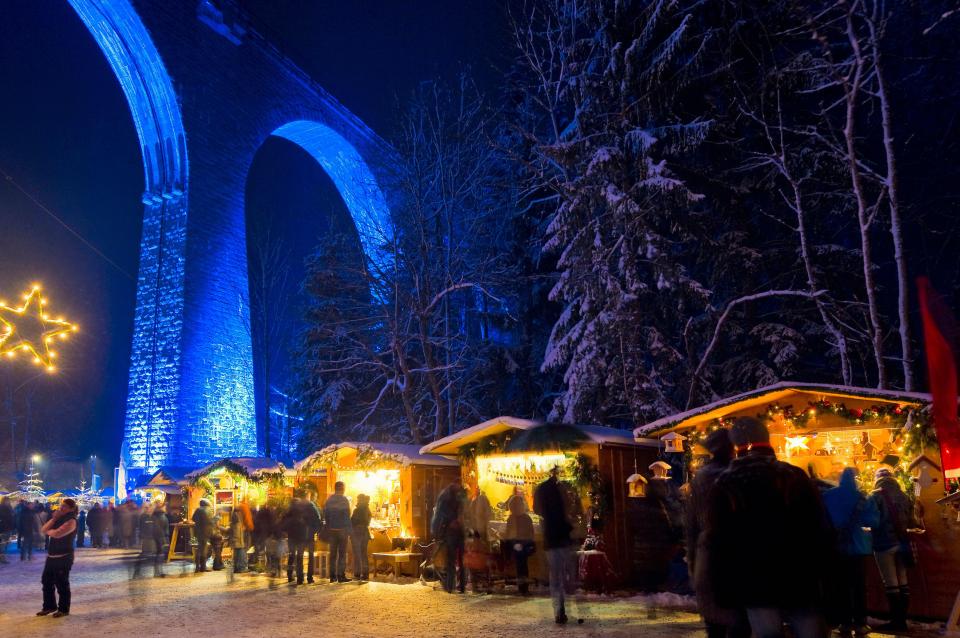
[66, 0, 394, 474]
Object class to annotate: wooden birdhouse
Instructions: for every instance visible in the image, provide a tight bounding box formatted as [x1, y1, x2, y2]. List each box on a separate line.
[649, 460, 672, 480]
[626, 473, 648, 498]
[909, 454, 942, 500]
[661, 432, 686, 454]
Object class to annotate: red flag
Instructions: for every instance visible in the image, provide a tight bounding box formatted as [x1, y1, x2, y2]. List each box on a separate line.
[917, 276, 960, 479]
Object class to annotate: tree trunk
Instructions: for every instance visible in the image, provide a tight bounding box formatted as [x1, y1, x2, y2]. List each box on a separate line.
[789, 172, 853, 384]
[866, 7, 913, 390]
[844, 9, 887, 388]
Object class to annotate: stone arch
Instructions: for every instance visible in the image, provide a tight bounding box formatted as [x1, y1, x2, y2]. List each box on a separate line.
[67, 0, 187, 199]
[269, 120, 391, 270]
[67, 0, 189, 472]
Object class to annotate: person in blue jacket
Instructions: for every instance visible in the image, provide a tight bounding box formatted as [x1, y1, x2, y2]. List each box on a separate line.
[822, 468, 880, 637]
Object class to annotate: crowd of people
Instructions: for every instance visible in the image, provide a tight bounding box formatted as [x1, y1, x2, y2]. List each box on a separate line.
[687, 417, 920, 638]
[1, 422, 924, 635]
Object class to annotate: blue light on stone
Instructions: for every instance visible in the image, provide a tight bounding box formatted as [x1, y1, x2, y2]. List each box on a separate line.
[272, 121, 392, 272]
[67, 1, 396, 474]
[67, 0, 189, 473]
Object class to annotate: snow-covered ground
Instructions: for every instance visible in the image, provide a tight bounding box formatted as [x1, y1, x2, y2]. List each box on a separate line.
[0, 548, 704, 638]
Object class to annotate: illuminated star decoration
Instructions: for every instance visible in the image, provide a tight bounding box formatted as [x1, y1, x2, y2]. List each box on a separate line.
[0, 284, 77, 373]
[784, 435, 810, 456]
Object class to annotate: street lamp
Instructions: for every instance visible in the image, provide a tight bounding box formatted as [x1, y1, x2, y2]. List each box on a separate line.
[31, 453, 41, 463]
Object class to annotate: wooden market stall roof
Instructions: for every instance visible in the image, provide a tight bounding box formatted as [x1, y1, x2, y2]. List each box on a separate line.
[184, 457, 287, 482]
[295, 442, 459, 473]
[634, 382, 931, 438]
[420, 415, 652, 456]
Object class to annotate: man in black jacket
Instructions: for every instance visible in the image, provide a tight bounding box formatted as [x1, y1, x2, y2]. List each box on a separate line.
[38, 498, 78, 618]
[534, 467, 574, 625]
[706, 418, 830, 638]
[192, 499, 213, 572]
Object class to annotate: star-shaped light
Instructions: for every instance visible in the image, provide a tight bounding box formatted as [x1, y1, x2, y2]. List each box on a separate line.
[784, 435, 810, 456]
[0, 284, 77, 373]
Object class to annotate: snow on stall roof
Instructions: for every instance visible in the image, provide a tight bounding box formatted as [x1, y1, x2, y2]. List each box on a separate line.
[294, 442, 458, 471]
[633, 381, 931, 438]
[185, 457, 286, 481]
[419, 415, 651, 457]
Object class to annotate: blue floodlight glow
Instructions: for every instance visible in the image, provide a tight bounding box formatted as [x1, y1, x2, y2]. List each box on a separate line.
[272, 121, 392, 272]
[67, 4, 394, 474]
[68, 0, 189, 473]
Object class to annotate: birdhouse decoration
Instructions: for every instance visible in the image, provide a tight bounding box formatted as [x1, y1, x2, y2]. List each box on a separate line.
[661, 432, 686, 454]
[626, 473, 648, 498]
[649, 460, 672, 480]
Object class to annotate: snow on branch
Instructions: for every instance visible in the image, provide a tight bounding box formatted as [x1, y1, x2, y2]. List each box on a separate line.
[687, 289, 827, 408]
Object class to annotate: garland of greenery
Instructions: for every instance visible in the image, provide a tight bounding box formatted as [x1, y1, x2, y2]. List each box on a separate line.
[456, 432, 511, 464]
[298, 444, 408, 474]
[188, 459, 285, 486]
[760, 400, 913, 429]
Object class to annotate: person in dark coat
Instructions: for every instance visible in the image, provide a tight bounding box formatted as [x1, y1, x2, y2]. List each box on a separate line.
[119, 502, 137, 549]
[153, 505, 170, 576]
[534, 467, 574, 625]
[106, 503, 117, 547]
[87, 503, 103, 548]
[192, 499, 214, 572]
[869, 467, 919, 632]
[18, 500, 39, 561]
[706, 417, 831, 638]
[38, 498, 78, 617]
[0, 497, 14, 562]
[252, 505, 275, 569]
[75, 509, 86, 548]
[300, 496, 322, 583]
[432, 476, 466, 594]
[350, 494, 372, 580]
[282, 499, 310, 585]
[324, 482, 352, 583]
[686, 429, 749, 638]
[133, 504, 158, 578]
[823, 467, 880, 636]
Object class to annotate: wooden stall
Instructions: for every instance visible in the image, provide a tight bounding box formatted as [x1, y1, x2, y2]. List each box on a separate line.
[295, 442, 460, 544]
[132, 467, 191, 515]
[420, 416, 659, 588]
[634, 381, 960, 620]
[185, 457, 290, 526]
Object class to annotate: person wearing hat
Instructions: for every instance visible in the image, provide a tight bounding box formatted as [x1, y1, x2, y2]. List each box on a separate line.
[868, 466, 919, 632]
[706, 417, 831, 638]
[686, 429, 749, 638]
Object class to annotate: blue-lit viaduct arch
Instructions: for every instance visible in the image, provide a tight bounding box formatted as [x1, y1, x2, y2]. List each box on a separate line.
[66, 0, 394, 473]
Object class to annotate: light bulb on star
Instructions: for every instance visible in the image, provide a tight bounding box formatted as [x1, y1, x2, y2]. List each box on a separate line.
[0, 284, 77, 372]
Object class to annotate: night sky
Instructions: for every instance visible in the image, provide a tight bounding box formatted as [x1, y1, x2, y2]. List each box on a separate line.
[0, 1, 509, 478]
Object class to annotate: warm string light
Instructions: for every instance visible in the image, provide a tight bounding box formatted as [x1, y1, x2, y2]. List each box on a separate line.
[0, 284, 77, 372]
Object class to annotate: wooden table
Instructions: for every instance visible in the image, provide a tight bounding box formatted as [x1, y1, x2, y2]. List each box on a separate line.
[371, 551, 422, 580]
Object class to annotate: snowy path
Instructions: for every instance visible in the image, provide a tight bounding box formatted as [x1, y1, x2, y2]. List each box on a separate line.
[0, 548, 704, 638]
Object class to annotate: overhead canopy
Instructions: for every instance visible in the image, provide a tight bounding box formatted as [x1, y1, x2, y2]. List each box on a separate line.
[185, 457, 287, 482]
[420, 415, 649, 456]
[634, 381, 930, 438]
[295, 442, 458, 473]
